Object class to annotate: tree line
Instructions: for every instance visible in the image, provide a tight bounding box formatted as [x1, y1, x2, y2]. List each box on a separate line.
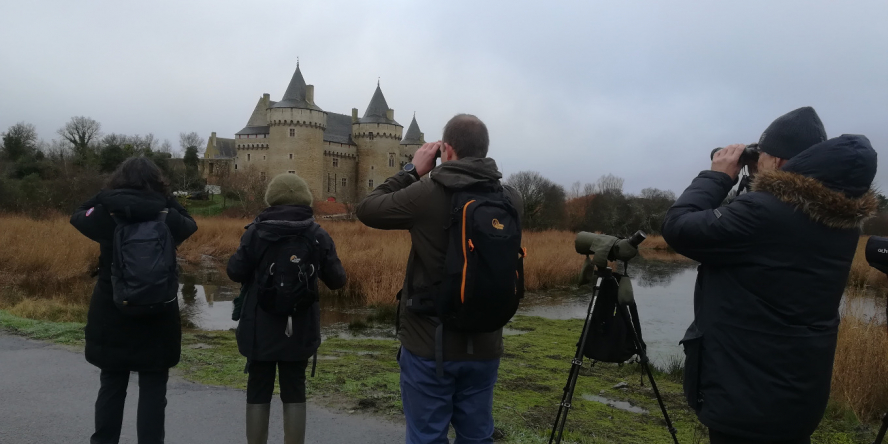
[505, 171, 676, 235]
[0, 118, 205, 215]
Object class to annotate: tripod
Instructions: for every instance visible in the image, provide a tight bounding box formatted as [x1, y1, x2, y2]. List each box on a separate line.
[548, 266, 679, 444]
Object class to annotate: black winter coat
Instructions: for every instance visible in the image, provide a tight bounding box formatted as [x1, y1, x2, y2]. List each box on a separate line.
[227, 205, 346, 362]
[70, 189, 198, 372]
[662, 135, 878, 440]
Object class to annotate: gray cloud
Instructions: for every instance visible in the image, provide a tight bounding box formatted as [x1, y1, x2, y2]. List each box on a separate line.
[1, 0, 885, 194]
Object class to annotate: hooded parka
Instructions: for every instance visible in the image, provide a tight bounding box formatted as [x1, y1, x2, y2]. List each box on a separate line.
[356, 157, 524, 361]
[227, 205, 346, 362]
[70, 189, 198, 372]
[662, 135, 878, 440]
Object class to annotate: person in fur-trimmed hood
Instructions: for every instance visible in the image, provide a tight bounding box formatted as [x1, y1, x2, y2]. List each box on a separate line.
[662, 107, 878, 444]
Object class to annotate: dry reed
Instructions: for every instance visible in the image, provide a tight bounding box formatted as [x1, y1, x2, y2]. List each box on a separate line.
[831, 293, 888, 421]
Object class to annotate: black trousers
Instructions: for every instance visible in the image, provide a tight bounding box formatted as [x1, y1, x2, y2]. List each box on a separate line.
[91, 369, 169, 444]
[247, 360, 308, 404]
[710, 429, 811, 444]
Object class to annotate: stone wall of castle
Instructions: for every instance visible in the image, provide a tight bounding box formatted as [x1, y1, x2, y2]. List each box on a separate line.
[322, 142, 358, 203]
[354, 122, 403, 200]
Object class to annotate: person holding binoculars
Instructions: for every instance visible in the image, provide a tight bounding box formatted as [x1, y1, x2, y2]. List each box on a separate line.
[662, 107, 879, 444]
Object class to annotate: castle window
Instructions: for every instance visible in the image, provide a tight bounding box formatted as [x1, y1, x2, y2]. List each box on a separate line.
[263, 155, 266, 161]
[388, 154, 395, 168]
[260, 171, 266, 181]
[368, 179, 374, 189]
[288, 170, 295, 174]
[332, 157, 339, 167]
[368, 132, 375, 141]
[341, 178, 347, 188]
[235, 164, 238, 170]
[289, 128, 295, 137]
[247, 154, 251, 161]
[289, 153, 293, 160]
[208, 163, 215, 174]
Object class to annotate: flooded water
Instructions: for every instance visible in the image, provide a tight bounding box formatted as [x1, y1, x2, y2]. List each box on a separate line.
[177, 254, 886, 366]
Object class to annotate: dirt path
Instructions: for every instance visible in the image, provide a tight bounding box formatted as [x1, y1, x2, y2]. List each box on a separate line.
[0, 333, 404, 443]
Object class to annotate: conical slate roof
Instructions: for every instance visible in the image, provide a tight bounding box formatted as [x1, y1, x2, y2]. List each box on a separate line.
[236, 96, 272, 136]
[272, 63, 322, 111]
[401, 114, 423, 145]
[359, 84, 400, 125]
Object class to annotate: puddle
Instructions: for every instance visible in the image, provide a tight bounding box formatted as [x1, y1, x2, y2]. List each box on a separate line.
[581, 394, 649, 414]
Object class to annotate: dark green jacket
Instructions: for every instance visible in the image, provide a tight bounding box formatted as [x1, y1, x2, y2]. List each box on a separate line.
[356, 158, 523, 361]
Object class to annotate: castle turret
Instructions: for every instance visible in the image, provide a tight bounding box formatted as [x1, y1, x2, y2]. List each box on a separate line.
[261, 62, 327, 198]
[400, 113, 425, 166]
[353, 83, 403, 199]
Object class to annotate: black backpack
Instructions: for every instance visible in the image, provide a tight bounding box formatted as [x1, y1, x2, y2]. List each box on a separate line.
[255, 228, 320, 319]
[110, 210, 178, 316]
[404, 184, 525, 374]
[583, 274, 646, 363]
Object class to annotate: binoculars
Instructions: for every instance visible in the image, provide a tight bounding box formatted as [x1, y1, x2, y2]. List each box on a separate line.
[710, 143, 761, 166]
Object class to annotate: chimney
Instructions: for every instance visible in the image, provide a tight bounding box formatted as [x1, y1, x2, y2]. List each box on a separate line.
[419, 132, 424, 143]
[386, 109, 394, 120]
[262, 93, 270, 106]
[352, 108, 358, 123]
[305, 85, 314, 105]
[211, 132, 216, 146]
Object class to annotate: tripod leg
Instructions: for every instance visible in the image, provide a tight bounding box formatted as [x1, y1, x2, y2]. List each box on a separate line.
[873, 412, 888, 444]
[549, 282, 602, 444]
[619, 305, 680, 444]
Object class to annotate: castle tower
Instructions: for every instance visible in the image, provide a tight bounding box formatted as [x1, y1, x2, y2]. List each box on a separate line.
[400, 113, 425, 166]
[264, 62, 327, 198]
[353, 83, 403, 199]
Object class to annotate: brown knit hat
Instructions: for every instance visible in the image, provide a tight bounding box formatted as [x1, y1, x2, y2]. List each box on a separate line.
[265, 173, 313, 206]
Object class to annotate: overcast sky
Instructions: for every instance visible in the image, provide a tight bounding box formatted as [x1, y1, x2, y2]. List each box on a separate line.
[1, 0, 886, 194]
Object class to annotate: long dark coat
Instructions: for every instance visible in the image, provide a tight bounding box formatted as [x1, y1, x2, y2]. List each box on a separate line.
[662, 135, 878, 440]
[70, 189, 198, 372]
[227, 205, 346, 362]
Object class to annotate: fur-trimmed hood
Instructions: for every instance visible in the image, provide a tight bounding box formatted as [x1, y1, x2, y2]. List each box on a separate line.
[752, 170, 878, 229]
[752, 133, 878, 230]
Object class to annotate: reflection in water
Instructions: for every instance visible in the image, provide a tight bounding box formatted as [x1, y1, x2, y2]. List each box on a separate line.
[177, 261, 887, 367]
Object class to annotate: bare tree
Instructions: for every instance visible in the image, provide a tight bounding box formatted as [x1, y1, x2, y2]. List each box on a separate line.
[594, 174, 624, 195]
[179, 132, 205, 155]
[223, 167, 268, 217]
[505, 170, 567, 230]
[159, 139, 173, 155]
[58, 116, 101, 150]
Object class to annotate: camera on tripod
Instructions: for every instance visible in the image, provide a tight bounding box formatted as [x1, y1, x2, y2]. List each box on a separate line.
[549, 230, 679, 444]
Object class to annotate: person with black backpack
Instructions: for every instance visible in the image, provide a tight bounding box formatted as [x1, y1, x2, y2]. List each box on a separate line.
[227, 173, 346, 444]
[357, 114, 525, 444]
[70, 157, 198, 444]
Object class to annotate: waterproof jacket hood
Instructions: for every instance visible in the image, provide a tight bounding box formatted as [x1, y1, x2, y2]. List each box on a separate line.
[100, 189, 169, 222]
[430, 157, 503, 190]
[661, 134, 877, 440]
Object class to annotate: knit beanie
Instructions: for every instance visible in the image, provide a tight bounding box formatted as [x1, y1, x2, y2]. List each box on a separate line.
[265, 173, 313, 206]
[758, 106, 827, 160]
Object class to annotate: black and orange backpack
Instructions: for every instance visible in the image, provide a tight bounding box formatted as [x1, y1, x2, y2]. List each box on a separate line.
[403, 182, 526, 373]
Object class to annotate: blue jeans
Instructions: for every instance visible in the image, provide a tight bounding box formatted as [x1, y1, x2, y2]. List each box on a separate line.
[399, 347, 500, 444]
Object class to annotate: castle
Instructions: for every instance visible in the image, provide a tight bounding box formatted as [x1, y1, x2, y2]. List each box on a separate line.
[203, 62, 424, 203]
